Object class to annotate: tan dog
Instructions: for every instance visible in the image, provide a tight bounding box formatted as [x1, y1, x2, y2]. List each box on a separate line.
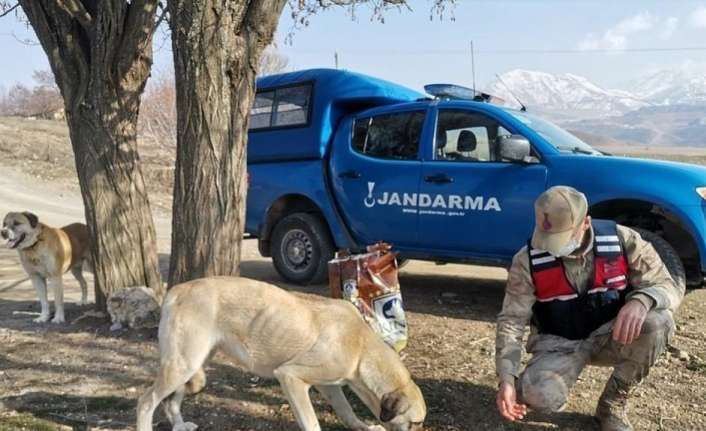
[136, 276, 426, 431]
[1, 212, 90, 323]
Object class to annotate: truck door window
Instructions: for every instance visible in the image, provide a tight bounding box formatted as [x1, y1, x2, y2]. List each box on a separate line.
[351, 111, 425, 160]
[435, 110, 512, 162]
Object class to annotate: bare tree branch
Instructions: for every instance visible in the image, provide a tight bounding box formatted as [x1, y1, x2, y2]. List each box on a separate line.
[259, 45, 289, 75]
[316, 0, 406, 5]
[19, 0, 90, 109]
[123, 0, 159, 45]
[286, 0, 438, 41]
[9, 30, 39, 45]
[0, 2, 19, 18]
[152, 1, 167, 34]
[118, 0, 159, 79]
[54, 0, 92, 29]
[430, 0, 457, 21]
[246, 0, 288, 42]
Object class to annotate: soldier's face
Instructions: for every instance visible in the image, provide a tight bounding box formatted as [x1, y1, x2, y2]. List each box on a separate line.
[568, 216, 592, 246]
[553, 216, 591, 257]
[577, 216, 591, 239]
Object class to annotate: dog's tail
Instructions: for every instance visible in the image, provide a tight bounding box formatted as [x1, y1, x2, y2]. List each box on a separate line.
[185, 367, 206, 394]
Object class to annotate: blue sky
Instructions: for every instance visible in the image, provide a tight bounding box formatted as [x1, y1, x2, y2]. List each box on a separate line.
[2, 0, 706, 92]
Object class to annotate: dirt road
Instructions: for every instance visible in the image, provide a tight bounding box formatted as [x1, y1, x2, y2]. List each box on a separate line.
[1, 165, 705, 431]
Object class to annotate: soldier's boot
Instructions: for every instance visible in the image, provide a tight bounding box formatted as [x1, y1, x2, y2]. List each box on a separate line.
[595, 375, 634, 431]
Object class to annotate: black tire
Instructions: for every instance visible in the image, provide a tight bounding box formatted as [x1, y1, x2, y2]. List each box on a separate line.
[396, 257, 410, 269]
[270, 212, 334, 285]
[633, 227, 686, 291]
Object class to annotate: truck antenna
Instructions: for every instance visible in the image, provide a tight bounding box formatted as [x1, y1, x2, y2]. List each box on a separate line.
[470, 41, 476, 93]
[495, 73, 527, 112]
[334, 51, 339, 69]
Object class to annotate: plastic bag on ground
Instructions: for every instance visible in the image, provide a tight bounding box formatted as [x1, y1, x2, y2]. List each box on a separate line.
[328, 242, 408, 352]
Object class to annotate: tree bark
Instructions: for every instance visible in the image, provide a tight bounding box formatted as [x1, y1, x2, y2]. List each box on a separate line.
[19, 0, 163, 309]
[168, 0, 287, 286]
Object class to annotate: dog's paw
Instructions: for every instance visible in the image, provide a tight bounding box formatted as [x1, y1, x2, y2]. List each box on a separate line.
[33, 315, 50, 323]
[51, 315, 65, 324]
[172, 422, 198, 431]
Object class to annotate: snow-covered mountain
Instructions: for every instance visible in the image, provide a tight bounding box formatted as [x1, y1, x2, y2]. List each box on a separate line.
[482, 68, 706, 147]
[484, 68, 706, 120]
[484, 69, 649, 119]
[630, 69, 706, 106]
[629, 69, 689, 100]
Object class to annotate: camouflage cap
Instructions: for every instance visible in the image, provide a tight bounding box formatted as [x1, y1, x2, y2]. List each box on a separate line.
[531, 186, 588, 255]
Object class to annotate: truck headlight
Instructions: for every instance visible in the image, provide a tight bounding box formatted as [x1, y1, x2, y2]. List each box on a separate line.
[698, 187, 706, 200]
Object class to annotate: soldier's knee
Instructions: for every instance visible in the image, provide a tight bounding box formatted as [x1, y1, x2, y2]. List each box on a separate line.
[613, 309, 674, 374]
[519, 369, 569, 412]
[640, 309, 674, 336]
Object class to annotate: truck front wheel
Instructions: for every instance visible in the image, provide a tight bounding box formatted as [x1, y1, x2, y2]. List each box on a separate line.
[633, 228, 686, 291]
[271, 212, 334, 285]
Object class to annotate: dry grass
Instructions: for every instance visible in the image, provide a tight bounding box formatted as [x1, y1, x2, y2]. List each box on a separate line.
[0, 117, 175, 211]
[1, 259, 706, 431]
[596, 144, 706, 167]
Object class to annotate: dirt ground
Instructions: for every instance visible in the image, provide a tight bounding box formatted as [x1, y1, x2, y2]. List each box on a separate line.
[1, 117, 706, 430]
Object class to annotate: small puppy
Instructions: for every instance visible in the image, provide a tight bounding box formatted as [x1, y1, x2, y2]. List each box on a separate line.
[1, 211, 90, 323]
[137, 276, 426, 431]
[107, 286, 161, 331]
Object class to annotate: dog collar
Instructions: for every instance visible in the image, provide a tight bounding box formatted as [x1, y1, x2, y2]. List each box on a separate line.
[21, 236, 41, 251]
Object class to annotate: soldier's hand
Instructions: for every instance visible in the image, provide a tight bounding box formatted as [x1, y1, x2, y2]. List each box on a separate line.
[613, 299, 648, 345]
[496, 381, 527, 421]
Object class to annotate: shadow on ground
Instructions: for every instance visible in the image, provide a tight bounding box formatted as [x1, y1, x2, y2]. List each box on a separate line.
[417, 378, 597, 431]
[2, 378, 598, 431]
[2, 390, 303, 431]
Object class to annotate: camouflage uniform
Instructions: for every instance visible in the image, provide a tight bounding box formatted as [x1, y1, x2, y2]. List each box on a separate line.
[496, 224, 683, 412]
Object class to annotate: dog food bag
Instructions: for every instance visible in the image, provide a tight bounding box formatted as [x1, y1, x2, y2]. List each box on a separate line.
[328, 242, 408, 352]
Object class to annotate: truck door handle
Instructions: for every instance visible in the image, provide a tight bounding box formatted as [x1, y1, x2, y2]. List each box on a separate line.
[339, 170, 361, 179]
[424, 173, 453, 184]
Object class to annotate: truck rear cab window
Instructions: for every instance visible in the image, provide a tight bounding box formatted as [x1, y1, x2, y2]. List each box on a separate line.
[251, 91, 275, 129]
[249, 84, 312, 130]
[352, 111, 425, 160]
[274, 86, 310, 127]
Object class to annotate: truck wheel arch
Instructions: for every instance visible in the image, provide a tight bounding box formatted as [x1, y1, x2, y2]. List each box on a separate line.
[259, 194, 331, 257]
[590, 198, 701, 288]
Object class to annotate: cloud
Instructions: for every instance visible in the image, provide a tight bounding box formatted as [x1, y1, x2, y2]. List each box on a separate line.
[659, 17, 679, 40]
[614, 12, 656, 33]
[689, 6, 706, 28]
[578, 12, 656, 50]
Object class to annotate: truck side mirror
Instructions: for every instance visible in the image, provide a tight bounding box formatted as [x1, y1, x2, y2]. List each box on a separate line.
[497, 135, 534, 163]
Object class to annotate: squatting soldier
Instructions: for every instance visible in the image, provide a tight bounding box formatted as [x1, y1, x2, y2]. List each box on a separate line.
[495, 186, 684, 431]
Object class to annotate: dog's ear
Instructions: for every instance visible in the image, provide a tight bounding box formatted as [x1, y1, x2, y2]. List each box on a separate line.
[22, 212, 38, 228]
[380, 390, 409, 422]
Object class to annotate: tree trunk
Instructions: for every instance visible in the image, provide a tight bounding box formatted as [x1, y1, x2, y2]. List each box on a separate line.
[20, 1, 164, 309]
[168, 0, 287, 286]
[66, 102, 162, 309]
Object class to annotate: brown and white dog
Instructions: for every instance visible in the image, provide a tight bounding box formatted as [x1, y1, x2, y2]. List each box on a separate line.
[136, 276, 426, 431]
[1, 211, 90, 323]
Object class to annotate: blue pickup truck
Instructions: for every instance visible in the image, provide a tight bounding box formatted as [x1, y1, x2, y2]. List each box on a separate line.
[246, 68, 706, 288]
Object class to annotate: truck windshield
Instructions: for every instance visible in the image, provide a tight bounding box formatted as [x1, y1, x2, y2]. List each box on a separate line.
[510, 112, 601, 155]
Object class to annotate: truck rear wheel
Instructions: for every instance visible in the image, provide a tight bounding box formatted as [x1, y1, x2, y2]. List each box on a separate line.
[271, 212, 334, 285]
[633, 228, 686, 291]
